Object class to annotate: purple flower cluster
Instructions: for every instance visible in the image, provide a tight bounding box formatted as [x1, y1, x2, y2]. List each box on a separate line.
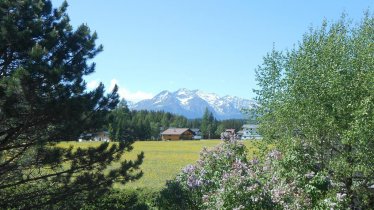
[175, 140, 282, 209]
[186, 174, 203, 188]
[182, 164, 195, 174]
[170, 140, 349, 209]
[174, 140, 341, 209]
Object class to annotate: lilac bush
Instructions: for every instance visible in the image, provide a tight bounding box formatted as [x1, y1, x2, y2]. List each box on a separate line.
[159, 139, 280, 209]
[158, 139, 347, 209]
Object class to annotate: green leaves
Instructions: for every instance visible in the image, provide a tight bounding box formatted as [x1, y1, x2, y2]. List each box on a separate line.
[255, 12, 374, 208]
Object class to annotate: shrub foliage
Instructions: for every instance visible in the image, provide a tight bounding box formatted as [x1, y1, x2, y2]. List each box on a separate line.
[255, 12, 374, 208]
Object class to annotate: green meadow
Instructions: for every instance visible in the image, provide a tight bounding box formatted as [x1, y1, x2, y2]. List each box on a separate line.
[57, 140, 260, 190]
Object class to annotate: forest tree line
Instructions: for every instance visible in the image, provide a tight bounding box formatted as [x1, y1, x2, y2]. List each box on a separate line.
[107, 100, 249, 140]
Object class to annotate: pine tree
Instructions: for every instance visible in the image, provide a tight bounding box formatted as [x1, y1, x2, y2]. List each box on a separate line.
[108, 99, 134, 142]
[0, 1, 143, 208]
[201, 107, 216, 139]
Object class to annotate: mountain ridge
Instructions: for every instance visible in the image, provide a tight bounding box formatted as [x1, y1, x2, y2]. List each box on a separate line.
[128, 88, 257, 120]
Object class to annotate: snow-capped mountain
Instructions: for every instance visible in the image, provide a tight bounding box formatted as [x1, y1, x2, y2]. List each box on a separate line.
[129, 88, 257, 120]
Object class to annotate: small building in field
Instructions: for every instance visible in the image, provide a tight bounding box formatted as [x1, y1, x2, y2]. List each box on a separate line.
[241, 124, 262, 140]
[78, 131, 110, 142]
[161, 128, 194, 140]
[93, 131, 110, 142]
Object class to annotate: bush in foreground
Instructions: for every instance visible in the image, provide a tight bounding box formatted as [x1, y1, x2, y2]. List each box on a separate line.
[255, 12, 374, 209]
[158, 139, 278, 209]
[81, 189, 156, 210]
[158, 139, 354, 209]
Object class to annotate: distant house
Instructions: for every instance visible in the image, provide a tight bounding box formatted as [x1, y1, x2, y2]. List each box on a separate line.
[161, 128, 194, 140]
[78, 131, 110, 142]
[93, 131, 110, 142]
[241, 124, 262, 140]
[191, 128, 202, 140]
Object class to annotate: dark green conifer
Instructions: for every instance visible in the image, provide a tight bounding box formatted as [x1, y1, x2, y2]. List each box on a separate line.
[0, 1, 143, 208]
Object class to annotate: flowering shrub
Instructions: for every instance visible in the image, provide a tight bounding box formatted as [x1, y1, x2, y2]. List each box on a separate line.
[158, 139, 279, 209]
[158, 139, 351, 209]
[272, 142, 353, 209]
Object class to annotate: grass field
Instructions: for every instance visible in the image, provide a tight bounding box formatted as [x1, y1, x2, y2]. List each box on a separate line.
[57, 140, 261, 190]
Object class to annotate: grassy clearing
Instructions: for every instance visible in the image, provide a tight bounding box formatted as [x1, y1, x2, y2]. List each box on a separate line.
[57, 140, 261, 190]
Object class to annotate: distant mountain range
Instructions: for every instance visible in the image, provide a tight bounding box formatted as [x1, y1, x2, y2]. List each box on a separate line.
[128, 88, 257, 120]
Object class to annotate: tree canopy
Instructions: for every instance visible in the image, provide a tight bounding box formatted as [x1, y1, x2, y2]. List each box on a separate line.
[0, 1, 143, 208]
[255, 13, 374, 208]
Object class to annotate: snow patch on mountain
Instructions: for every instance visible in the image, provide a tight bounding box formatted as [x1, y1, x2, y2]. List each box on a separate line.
[129, 88, 257, 120]
[178, 96, 193, 105]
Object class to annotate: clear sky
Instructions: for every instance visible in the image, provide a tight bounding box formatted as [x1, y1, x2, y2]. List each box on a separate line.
[51, 0, 373, 102]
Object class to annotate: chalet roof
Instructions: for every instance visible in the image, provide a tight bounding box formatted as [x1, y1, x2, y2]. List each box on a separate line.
[225, 129, 236, 133]
[161, 128, 192, 135]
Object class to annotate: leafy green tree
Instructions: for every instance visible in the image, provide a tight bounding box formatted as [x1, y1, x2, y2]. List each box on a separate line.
[141, 118, 152, 140]
[161, 112, 171, 128]
[201, 108, 219, 139]
[255, 13, 374, 208]
[200, 108, 210, 139]
[215, 124, 225, 137]
[188, 118, 201, 129]
[150, 121, 161, 139]
[108, 99, 134, 142]
[0, 1, 143, 208]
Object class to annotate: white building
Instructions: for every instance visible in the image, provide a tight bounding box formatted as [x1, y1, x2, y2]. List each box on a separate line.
[78, 131, 110, 142]
[241, 124, 262, 140]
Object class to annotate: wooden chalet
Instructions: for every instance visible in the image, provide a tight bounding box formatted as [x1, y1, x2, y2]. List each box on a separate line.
[161, 128, 194, 140]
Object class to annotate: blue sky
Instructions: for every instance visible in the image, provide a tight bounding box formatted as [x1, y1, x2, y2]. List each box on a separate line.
[52, 0, 373, 102]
